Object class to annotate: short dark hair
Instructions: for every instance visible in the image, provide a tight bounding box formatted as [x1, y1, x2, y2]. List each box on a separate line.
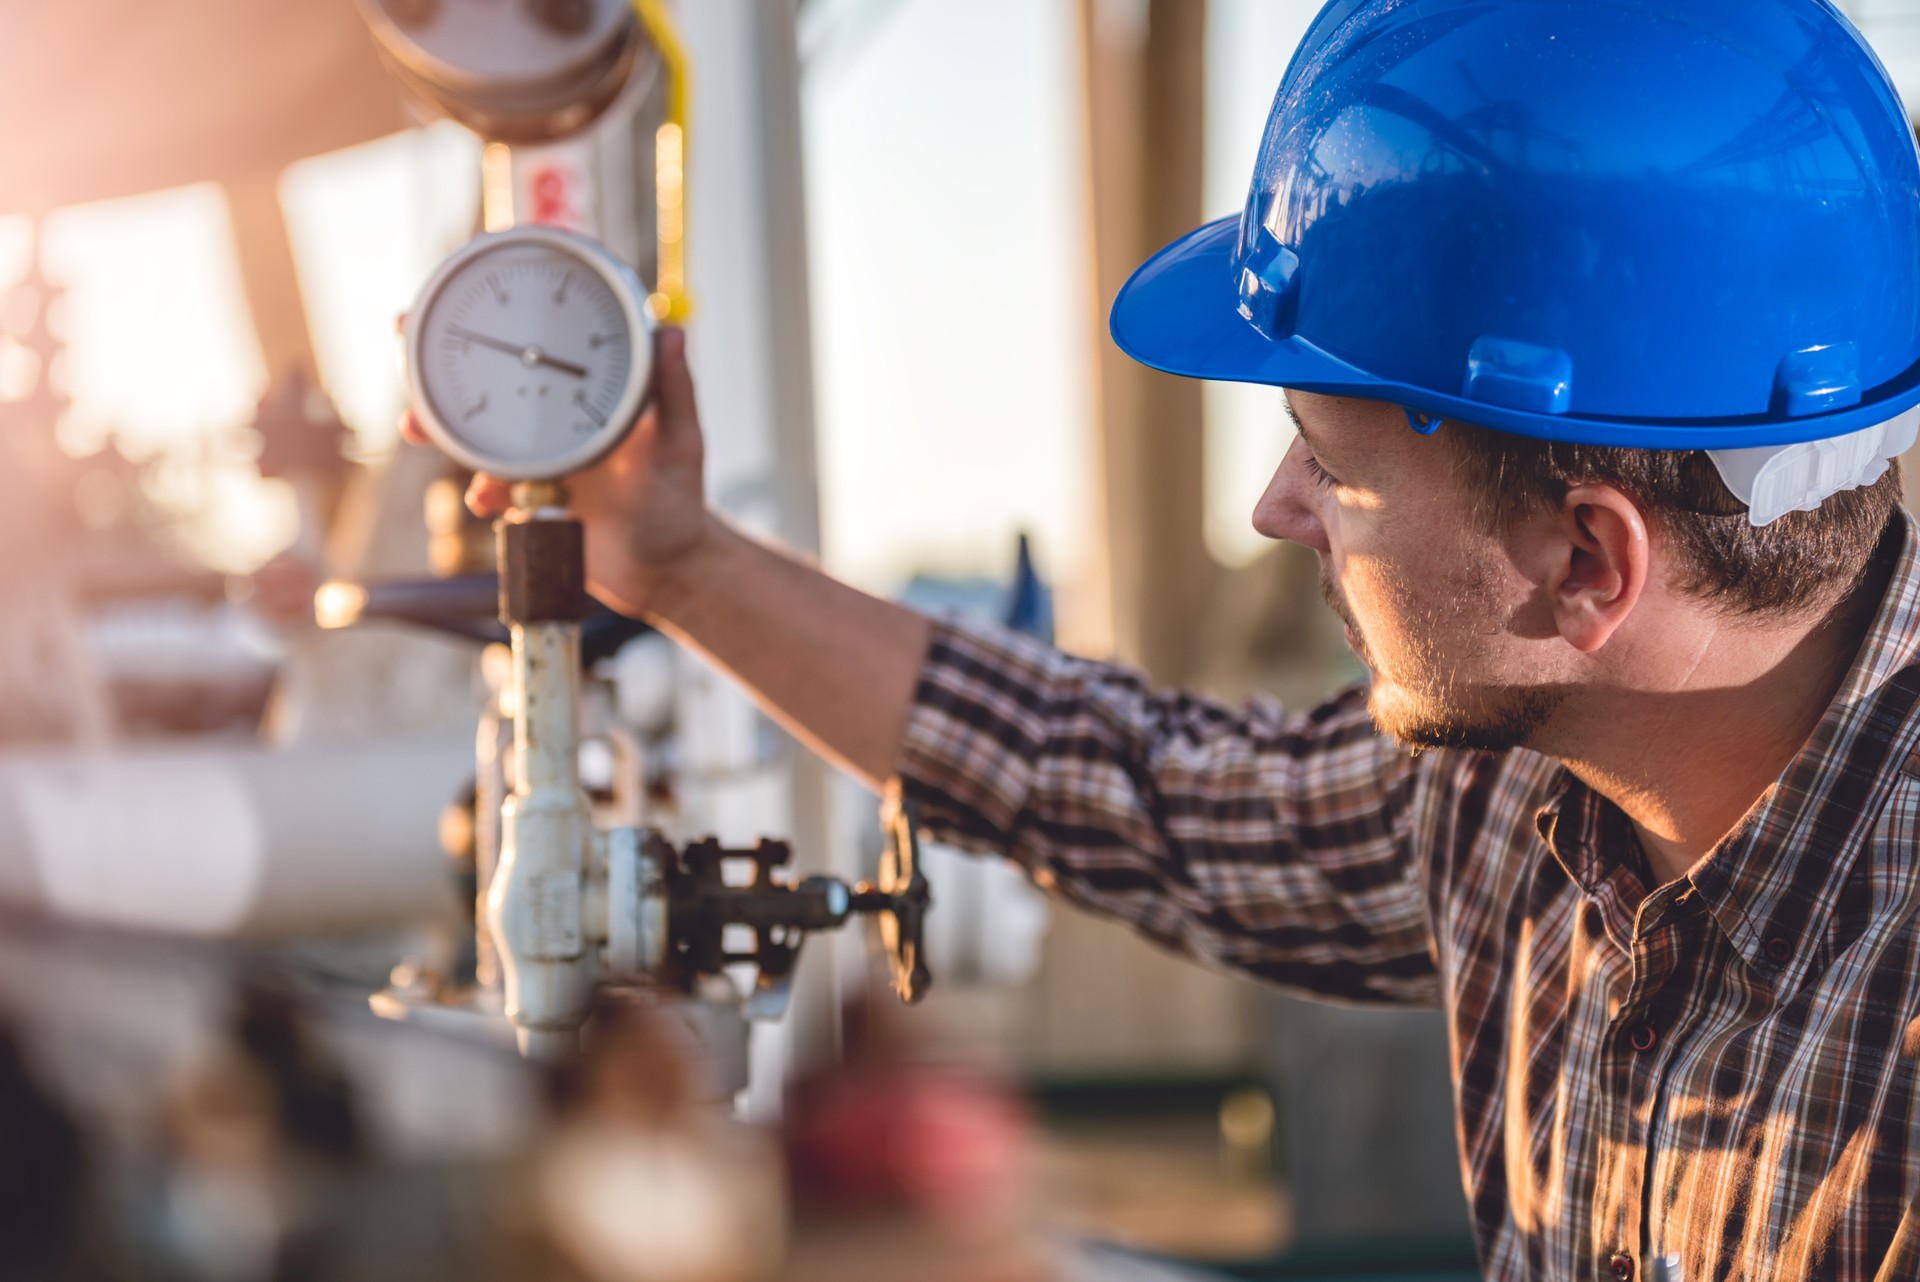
[1441, 422, 1902, 616]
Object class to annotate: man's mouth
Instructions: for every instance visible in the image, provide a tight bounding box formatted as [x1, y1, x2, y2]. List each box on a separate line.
[1320, 564, 1368, 663]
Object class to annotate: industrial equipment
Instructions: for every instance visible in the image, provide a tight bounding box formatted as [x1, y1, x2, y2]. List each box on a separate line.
[404, 226, 651, 482]
[351, 0, 930, 1068]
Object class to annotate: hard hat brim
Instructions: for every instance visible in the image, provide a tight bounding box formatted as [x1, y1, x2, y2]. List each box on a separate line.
[1110, 217, 1920, 451]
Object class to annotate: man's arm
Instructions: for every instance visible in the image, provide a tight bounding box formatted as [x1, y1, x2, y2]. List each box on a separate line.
[646, 516, 933, 789]
[897, 615, 1438, 1006]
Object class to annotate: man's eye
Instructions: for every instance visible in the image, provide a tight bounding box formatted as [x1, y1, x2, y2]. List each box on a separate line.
[1303, 454, 1339, 490]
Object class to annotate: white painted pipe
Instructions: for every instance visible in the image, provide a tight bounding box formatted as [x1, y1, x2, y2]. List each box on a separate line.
[486, 620, 596, 1060]
[0, 735, 471, 936]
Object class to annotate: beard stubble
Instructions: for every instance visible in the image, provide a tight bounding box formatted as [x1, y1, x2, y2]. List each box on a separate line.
[1318, 559, 1560, 753]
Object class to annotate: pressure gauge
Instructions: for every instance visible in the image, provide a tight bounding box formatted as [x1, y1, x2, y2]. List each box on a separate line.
[405, 225, 653, 482]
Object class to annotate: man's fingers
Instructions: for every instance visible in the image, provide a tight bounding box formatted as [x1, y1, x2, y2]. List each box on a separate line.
[467, 473, 513, 518]
[398, 407, 429, 447]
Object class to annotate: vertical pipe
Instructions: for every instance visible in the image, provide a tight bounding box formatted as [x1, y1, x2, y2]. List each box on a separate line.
[482, 142, 518, 230]
[633, 0, 695, 321]
[1076, 0, 1215, 681]
[487, 618, 596, 1061]
[674, 0, 839, 1104]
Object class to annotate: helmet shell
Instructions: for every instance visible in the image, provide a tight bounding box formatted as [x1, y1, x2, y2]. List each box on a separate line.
[1111, 0, 1920, 448]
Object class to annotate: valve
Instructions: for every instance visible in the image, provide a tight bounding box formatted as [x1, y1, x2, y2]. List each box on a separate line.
[341, 484, 938, 1061]
[859, 786, 931, 1005]
[606, 794, 933, 1019]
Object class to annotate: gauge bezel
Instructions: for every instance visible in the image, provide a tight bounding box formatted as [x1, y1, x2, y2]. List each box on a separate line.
[405, 224, 653, 482]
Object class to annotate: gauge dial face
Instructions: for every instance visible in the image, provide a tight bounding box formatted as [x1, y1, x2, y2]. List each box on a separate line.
[408, 227, 649, 481]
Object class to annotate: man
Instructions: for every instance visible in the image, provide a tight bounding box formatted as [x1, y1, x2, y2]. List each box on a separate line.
[416, 1, 1920, 1276]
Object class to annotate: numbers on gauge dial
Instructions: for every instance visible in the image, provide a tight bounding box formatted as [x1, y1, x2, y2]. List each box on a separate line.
[418, 243, 635, 470]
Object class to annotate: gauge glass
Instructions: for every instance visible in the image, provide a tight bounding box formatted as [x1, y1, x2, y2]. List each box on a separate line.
[409, 228, 647, 480]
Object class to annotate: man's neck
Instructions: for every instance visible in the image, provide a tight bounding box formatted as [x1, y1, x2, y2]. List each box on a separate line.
[1541, 553, 1894, 889]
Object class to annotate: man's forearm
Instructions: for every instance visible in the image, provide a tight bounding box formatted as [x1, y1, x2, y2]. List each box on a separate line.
[647, 517, 935, 788]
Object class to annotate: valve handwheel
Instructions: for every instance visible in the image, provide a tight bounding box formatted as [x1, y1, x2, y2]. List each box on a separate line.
[867, 784, 932, 1005]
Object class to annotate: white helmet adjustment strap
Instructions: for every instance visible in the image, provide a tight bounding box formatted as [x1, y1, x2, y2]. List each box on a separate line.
[1706, 407, 1920, 528]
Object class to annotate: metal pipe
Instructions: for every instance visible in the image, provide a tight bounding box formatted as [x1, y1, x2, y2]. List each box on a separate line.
[632, 0, 693, 322]
[486, 619, 596, 1060]
[0, 737, 469, 936]
[486, 499, 597, 1060]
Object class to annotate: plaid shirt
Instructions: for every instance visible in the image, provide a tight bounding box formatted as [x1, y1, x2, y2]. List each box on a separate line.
[895, 515, 1920, 1282]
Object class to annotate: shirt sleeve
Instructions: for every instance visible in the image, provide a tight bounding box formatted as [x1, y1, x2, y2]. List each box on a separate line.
[893, 615, 1440, 1007]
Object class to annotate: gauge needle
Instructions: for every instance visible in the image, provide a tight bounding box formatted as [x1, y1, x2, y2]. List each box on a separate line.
[448, 325, 589, 379]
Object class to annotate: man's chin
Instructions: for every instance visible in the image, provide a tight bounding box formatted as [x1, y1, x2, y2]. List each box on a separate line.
[1366, 682, 1559, 754]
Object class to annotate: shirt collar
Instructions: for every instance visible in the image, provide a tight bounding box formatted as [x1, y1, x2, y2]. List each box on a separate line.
[1535, 512, 1920, 982]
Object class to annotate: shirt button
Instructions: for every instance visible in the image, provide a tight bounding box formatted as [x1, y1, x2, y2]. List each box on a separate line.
[1610, 1251, 1636, 1281]
[1629, 1023, 1659, 1053]
[1765, 935, 1793, 963]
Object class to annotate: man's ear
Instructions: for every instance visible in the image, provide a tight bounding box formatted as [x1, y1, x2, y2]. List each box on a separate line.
[1541, 483, 1649, 653]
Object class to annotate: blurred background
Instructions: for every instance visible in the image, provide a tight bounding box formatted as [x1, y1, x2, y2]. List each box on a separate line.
[2, 1, 1918, 1279]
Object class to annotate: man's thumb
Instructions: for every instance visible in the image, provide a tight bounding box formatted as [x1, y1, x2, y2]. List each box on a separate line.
[652, 327, 696, 423]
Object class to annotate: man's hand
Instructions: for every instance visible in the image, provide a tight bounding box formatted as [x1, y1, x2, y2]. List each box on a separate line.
[399, 321, 930, 787]
[400, 326, 716, 620]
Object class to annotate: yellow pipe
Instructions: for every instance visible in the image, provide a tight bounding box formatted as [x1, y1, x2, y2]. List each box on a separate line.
[632, 0, 693, 324]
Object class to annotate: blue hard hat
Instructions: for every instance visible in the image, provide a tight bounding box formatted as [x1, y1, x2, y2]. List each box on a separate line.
[1111, 0, 1920, 449]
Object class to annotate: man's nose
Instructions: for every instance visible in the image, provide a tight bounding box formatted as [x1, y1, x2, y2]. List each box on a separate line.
[1251, 438, 1332, 554]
